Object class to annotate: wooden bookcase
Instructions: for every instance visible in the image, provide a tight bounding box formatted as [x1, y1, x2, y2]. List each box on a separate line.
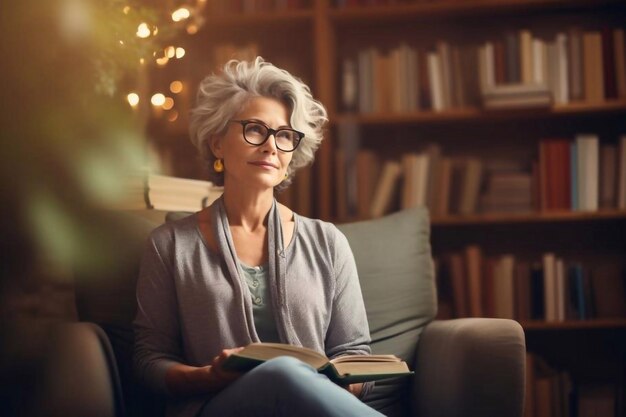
[148, 1, 626, 415]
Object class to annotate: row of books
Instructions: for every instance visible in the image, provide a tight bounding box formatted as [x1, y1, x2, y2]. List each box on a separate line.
[524, 354, 622, 417]
[341, 26, 626, 113]
[435, 246, 626, 322]
[114, 172, 224, 212]
[208, 0, 307, 14]
[335, 129, 626, 220]
[480, 27, 626, 107]
[539, 135, 626, 212]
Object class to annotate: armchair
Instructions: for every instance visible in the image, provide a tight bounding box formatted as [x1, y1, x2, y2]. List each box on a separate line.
[65, 206, 524, 417]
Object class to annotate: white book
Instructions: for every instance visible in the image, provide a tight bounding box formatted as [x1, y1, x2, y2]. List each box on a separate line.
[555, 33, 569, 105]
[370, 161, 402, 218]
[427, 52, 445, 111]
[576, 134, 599, 211]
[479, 42, 496, 93]
[532, 38, 547, 85]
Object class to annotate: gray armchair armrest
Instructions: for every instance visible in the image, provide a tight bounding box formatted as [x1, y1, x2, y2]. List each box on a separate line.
[412, 318, 526, 417]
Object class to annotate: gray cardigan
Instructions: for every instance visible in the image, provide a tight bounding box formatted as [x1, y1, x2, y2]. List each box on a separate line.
[133, 198, 373, 417]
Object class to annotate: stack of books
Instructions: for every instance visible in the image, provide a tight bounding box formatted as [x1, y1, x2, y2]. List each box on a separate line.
[112, 172, 223, 212]
[482, 83, 552, 109]
[147, 174, 223, 212]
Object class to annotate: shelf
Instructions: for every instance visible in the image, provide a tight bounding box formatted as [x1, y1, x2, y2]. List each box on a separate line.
[330, 0, 624, 23]
[431, 209, 626, 226]
[332, 100, 626, 126]
[203, 9, 314, 29]
[520, 318, 626, 331]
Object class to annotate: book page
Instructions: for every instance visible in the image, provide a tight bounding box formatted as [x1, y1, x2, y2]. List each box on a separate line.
[236, 343, 328, 369]
[330, 354, 400, 364]
[332, 361, 410, 377]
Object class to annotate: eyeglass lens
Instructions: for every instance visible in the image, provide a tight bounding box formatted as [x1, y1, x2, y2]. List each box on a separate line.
[243, 122, 300, 151]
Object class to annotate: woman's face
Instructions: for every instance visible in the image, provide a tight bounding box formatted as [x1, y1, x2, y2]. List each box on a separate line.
[212, 96, 294, 192]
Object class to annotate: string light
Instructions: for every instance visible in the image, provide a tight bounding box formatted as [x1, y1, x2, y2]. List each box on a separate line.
[136, 22, 151, 38]
[123, 5, 131, 14]
[156, 56, 169, 66]
[151, 93, 166, 106]
[167, 110, 179, 122]
[186, 24, 198, 35]
[165, 46, 176, 58]
[162, 97, 175, 110]
[127, 93, 140, 107]
[172, 7, 191, 22]
[175, 47, 185, 59]
[170, 81, 183, 94]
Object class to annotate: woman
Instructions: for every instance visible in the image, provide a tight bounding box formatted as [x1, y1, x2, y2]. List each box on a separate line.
[133, 58, 384, 417]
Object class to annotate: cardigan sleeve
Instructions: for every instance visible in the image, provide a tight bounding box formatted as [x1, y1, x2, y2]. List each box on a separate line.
[324, 225, 375, 398]
[133, 229, 184, 395]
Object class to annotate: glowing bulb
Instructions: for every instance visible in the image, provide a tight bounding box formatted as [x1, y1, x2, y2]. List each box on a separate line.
[162, 97, 175, 110]
[170, 81, 183, 94]
[156, 56, 169, 66]
[151, 93, 166, 107]
[167, 110, 179, 122]
[139, 58, 145, 65]
[186, 24, 198, 35]
[171, 7, 191, 22]
[165, 46, 176, 58]
[175, 47, 186, 59]
[152, 26, 159, 36]
[127, 93, 140, 107]
[136, 22, 151, 38]
[123, 6, 130, 14]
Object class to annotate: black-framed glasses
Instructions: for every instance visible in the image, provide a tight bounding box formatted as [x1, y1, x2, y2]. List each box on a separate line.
[229, 120, 304, 152]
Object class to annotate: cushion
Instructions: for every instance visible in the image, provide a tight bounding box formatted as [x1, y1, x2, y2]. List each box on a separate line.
[338, 207, 436, 416]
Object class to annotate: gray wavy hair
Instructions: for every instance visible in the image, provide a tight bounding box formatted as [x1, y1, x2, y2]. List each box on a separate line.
[189, 57, 328, 192]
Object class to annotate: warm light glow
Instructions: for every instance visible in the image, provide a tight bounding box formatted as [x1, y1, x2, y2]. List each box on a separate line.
[139, 58, 145, 65]
[186, 24, 198, 35]
[171, 7, 191, 22]
[123, 6, 130, 14]
[136, 22, 151, 38]
[175, 47, 186, 59]
[167, 110, 179, 122]
[151, 93, 166, 107]
[170, 81, 183, 94]
[119, 40, 125, 46]
[162, 97, 175, 110]
[152, 26, 159, 36]
[127, 93, 140, 107]
[156, 56, 169, 66]
[165, 46, 176, 58]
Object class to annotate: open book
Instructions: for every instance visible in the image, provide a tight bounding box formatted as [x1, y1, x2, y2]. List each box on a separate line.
[221, 342, 413, 384]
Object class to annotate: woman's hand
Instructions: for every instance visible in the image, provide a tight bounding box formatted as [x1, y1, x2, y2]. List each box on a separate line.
[204, 347, 245, 391]
[346, 382, 363, 397]
[165, 347, 244, 396]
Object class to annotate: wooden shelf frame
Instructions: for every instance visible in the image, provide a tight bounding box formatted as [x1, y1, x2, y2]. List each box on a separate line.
[332, 100, 626, 126]
[520, 318, 626, 330]
[329, 0, 625, 22]
[431, 209, 626, 226]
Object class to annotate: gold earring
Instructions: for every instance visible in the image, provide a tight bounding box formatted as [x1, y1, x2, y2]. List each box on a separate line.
[213, 158, 224, 173]
[284, 172, 289, 179]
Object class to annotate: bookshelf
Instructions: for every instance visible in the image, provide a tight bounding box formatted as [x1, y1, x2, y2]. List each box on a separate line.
[147, 1, 626, 415]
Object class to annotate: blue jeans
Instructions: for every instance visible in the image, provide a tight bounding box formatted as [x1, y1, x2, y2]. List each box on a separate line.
[198, 356, 385, 417]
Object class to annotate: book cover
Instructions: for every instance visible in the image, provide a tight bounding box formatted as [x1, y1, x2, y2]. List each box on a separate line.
[221, 343, 413, 384]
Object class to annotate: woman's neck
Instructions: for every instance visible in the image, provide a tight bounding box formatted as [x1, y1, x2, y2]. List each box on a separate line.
[222, 188, 274, 232]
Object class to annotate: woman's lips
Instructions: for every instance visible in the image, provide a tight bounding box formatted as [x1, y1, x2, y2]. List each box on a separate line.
[249, 161, 278, 169]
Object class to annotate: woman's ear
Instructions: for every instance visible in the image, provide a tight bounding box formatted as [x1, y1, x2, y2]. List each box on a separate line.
[209, 134, 223, 159]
